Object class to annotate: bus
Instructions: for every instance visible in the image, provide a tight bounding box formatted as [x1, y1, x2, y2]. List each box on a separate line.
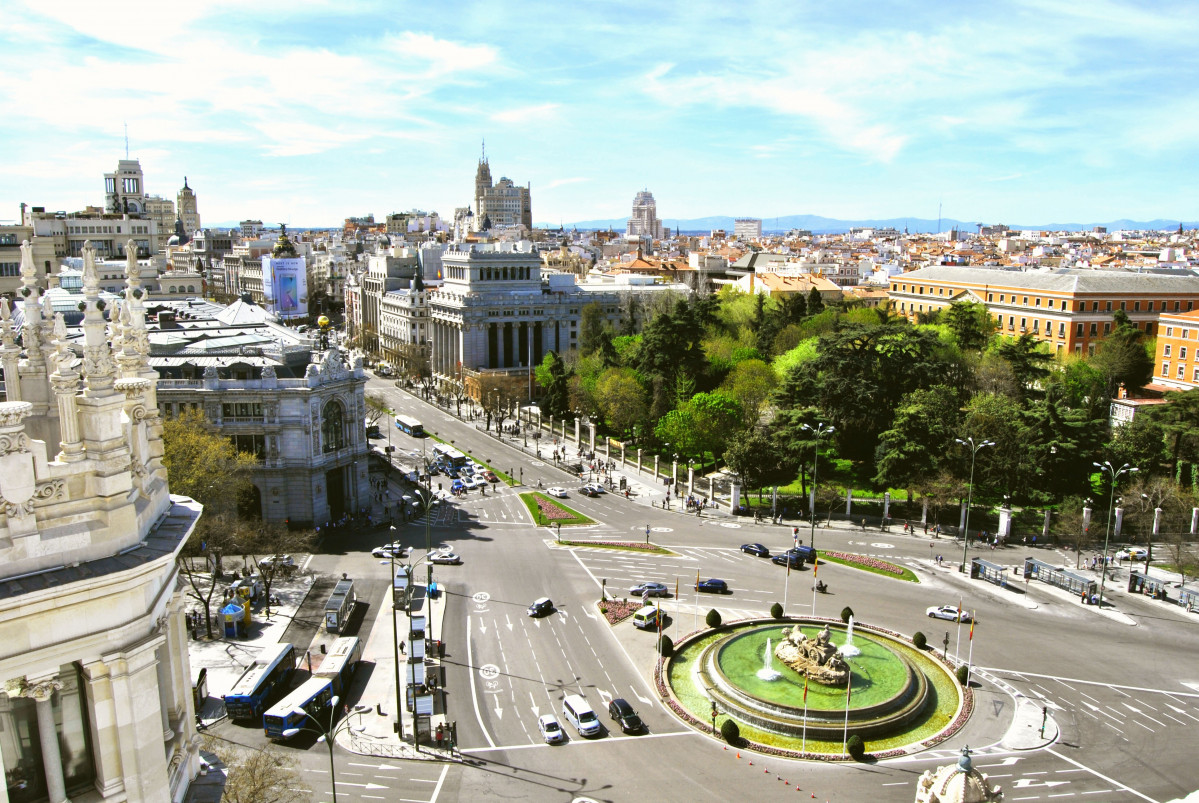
[395, 415, 425, 437]
[314, 636, 363, 696]
[262, 677, 335, 739]
[431, 443, 467, 471]
[324, 578, 357, 633]
[224, 642, 298, 720]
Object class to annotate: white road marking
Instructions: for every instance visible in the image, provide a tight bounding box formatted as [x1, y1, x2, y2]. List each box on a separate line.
[1046, 748, 1161, 803]
[465, 615, 497, 749]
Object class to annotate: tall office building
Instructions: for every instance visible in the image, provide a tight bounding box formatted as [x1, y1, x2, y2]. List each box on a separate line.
[626, 190, 663, 240]
[734, 218, 762, 240]
[104, 159, 147, 215]
[473, 150, 532, 230]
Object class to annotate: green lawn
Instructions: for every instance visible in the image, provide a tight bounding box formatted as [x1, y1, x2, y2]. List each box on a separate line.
[819, 551, 919, 582]
[519, 492, 594, 526]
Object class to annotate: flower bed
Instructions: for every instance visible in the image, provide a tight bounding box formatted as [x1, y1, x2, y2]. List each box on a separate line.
[535, 496, 574, 520]
[822, 550, 915, 581]
[598, 598, 641, 625]
[561, 540, 665, 552]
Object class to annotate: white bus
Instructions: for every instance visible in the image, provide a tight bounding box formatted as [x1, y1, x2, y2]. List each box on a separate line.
[395, 415, 425, 437]
[431, 443, 467, 470]
[263, 677, 334, 739]
[314, 636, 363, 696]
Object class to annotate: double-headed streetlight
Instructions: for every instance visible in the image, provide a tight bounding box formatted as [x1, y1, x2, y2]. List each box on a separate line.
[955, 436, 994, 572]
[281, 700, 367, 803]
[801, 423, 835, 552]
[1093, 461, 1138, 608]
[381, 545, 441, 750]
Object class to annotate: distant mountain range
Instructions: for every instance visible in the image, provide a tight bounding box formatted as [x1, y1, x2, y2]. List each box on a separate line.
[537, 214, 1197, 235]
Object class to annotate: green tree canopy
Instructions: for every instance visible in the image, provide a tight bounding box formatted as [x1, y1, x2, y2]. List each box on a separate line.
[595, 367, 648, 438]
[163, 408, 258, 519]
[874, 386, 964, 491]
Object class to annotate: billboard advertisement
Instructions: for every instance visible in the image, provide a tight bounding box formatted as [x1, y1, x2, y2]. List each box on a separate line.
[262, 255, 308, 320]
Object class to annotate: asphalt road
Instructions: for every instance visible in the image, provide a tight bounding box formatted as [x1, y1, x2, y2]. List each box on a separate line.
[210, 376, 1199, 803]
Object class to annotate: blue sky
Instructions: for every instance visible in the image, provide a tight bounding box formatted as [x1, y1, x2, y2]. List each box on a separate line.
[1, 0, 1197, 228]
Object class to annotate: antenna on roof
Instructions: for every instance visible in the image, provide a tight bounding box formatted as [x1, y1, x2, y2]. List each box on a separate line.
[124, 122, 129, 159]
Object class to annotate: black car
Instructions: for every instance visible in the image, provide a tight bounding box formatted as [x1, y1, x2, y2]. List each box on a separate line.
[740, 543, 770, 557]
[772, 553, 804, 569]
[788, 544, 818, 562]
[696, 578, 728, 594]
[528, 597, 554, 617]
[608, 698, 643, 733]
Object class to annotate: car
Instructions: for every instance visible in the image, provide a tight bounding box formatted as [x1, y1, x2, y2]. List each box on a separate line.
[451, 479, 465, 492]
[431, 552, 462, 565]
[537, 713, 566, 744]
[788, 544, 818, 562]
[580, 485, 601, 497]
[1115, 547, 1148, 561]
[696, 578, 728, 594]
[483, 470, 498, 483]
[629, 581, 669, 598]
[545, 487, 568, 498]
[258, 554, 295, 570]
[607, 698, 643, 733]
[588, 484, 607, 494]
[772, 553, 804, 568]
[371, 543, 411, 559]
[740, 543, 770, 557]
[366, 425, 382, 438]
[426, 464, 440, 476]
[926, 605, 973, 623]
[528, 597, 554, 617]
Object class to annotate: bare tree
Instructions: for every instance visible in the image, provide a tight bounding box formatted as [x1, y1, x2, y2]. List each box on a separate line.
[234, 521, 318, 619]
[365, 392, 392, 425]
[202, 736, 299, 803]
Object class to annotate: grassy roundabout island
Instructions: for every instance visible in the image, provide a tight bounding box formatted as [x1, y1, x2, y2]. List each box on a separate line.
[658, 617, 968, 760]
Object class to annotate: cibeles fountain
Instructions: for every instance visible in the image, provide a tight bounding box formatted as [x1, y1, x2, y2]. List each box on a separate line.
[667, 616, 965, 754]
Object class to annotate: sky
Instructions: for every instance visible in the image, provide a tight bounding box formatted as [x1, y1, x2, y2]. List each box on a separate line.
[1, 0, 1197, 228]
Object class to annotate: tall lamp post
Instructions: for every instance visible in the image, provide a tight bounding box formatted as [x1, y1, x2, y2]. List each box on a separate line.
[281, 700, 367, 803]
[801, 423, 834, 552]
[382, 548, 440, 750]
[955, 436, 994, 572]
[1094, 461, 1138, 608]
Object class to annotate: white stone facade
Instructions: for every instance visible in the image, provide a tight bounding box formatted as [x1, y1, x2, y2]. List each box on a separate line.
[0, 239, 204, 802]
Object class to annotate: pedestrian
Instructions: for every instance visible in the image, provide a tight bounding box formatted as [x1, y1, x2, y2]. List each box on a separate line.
[400, 640, 406, 654]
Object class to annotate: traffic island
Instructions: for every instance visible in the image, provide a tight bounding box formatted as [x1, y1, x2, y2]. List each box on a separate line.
[658, 617, 970, 761]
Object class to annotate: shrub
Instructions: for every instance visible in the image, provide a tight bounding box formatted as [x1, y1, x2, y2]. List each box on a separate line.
[720, 718, 740, 743]
[658, 634, 673, 657]
[912, 631, 927, 650]
[956, 664, 970, 686]
[770, 602, 784, 619]
[846, 733, 865, 759]
[840, 606, 854, 623]
[706, 609, 722, 628]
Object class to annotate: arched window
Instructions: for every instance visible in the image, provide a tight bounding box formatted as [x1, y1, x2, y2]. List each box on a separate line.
[322, 400, 345, 452]
[188, 285, 195, 293]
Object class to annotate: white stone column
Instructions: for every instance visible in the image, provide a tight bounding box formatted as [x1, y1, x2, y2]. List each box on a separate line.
[687, 463, 694, 498]
[81, 661, 124, 798]
[1191, 507, 1198, 536]
[653, 454, 659, 480]
[573, 418, 580, 447]
[1043, 509, 1053, 539]
[105, 635, 171, 803]
[589, 422, 596, 455]
[845, 489, 853, 516]
[33, 681, 70, 803]
[883, 491, 891, 520]
[636, 448, 642, 473]
[1114, 507, 1124, 539]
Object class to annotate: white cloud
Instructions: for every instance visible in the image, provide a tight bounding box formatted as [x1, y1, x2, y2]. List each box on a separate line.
[381, 32, 498, 77]
[490, 103, 560, 123]
[543, 177, 589, 190]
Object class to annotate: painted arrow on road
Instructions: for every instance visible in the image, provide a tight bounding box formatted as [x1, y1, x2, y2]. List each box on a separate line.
[633, 689, 652, 705]
[479, 620, 488, 634]
[494, 698, 503, 719]
[506, 614, 513, 631]
[334, 782, 390, 790]
[529, 692, 539, 719]
[347, 762, 401, 771]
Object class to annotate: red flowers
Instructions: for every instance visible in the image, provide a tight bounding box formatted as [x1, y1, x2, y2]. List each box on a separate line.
[824, 550, 906, 576]
[535, 496, 574, 520]
[598, 599, 641, 625]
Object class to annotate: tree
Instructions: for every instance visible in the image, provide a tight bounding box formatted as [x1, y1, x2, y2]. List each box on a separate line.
[685, 391, 743, 472]
[724, 427, 787, 501]
[537, 351, 572, 421]
[365, 392, 391, 425]
[944, 300, 996, 352]
[1093, 310, 1154, 396]
[874, 387, 963, 492]
[595, 367, 648, 438]
[477, 374, 521, 431]
[1106, 415, 1168, 477]
[1145, 389, 1199, 472]
[163, 409, 258, 519]
[579, 301, 607, 356]
[637, 298, 708, 396]
[807, 286, 825, 316]
[206, 737, 300, 803]
[721, 359, 778, 427]
[991, 333, 1051, 401]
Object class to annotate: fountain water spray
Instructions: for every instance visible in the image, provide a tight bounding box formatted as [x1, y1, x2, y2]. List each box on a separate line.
[839, 616, 861, 658]
[756, 637, 782, 681]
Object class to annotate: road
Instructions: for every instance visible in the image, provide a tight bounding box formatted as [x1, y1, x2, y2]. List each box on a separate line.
[207, 375, 1199, 803]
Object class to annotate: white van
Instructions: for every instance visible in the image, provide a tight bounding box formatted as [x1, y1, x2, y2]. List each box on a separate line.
[632, 605, 661, 630]
[562, 694, 601, 737]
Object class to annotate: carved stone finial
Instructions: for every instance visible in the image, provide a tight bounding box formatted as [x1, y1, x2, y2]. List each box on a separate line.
[19, 239, 38, 292]
[125, 239, 141, 286]
[0, 298, 15, 348]
[83, 241, 101, 299]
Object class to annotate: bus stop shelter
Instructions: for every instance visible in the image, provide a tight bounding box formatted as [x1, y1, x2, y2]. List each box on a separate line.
[1023, 558, 1097, 599]
[971, 558, 1009, 588]
[1128, 571, 1169, 601]
[1179, 586, 1199, 612]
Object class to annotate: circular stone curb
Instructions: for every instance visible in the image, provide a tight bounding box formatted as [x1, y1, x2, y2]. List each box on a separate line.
[656, 616, 972, 762]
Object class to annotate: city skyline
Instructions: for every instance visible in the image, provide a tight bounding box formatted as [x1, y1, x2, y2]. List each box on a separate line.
[1, 0, 1196, 228]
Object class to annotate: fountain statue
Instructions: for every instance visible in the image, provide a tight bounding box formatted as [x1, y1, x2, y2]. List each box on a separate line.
[756, 637, 781, 681]
[840, 615, 862, 657]
[774, 624, 850, 686]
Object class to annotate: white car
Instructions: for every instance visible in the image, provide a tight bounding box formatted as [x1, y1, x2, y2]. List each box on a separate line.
[372, 543, 411, 559]
[258, 554, 294, 569]
[537, 713, 566, 744]
[430, 552, 462, 565]
[1115, 547, 1148, 561]
[926, 605, 973, 623]
[545, 487, 568, 498]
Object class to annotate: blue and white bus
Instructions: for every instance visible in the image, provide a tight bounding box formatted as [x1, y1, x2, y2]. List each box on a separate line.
[224, 642, 297, 720]
[395, 415, 425, 437]
[431, 443, 467, 471]
[262, 677, 335, 739]
[314, 636, 363, 696]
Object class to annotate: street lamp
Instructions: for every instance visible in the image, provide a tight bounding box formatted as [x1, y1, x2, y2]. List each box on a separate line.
[801, 423, 835, 552]
[1094, 461, 1138, 608]
[280, 699, 367, 803]
[955, 436, 994, 572]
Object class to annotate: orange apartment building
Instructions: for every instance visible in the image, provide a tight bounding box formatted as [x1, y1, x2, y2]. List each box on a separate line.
[889, 266, 1199, 356]
[1152, 309, 1199, 391]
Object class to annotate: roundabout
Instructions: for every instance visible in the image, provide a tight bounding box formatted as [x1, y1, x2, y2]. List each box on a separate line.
[660, 618, 968, 758]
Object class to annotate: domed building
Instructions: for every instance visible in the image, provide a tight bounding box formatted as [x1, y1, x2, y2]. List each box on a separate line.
[914, 747, 1003, 803]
